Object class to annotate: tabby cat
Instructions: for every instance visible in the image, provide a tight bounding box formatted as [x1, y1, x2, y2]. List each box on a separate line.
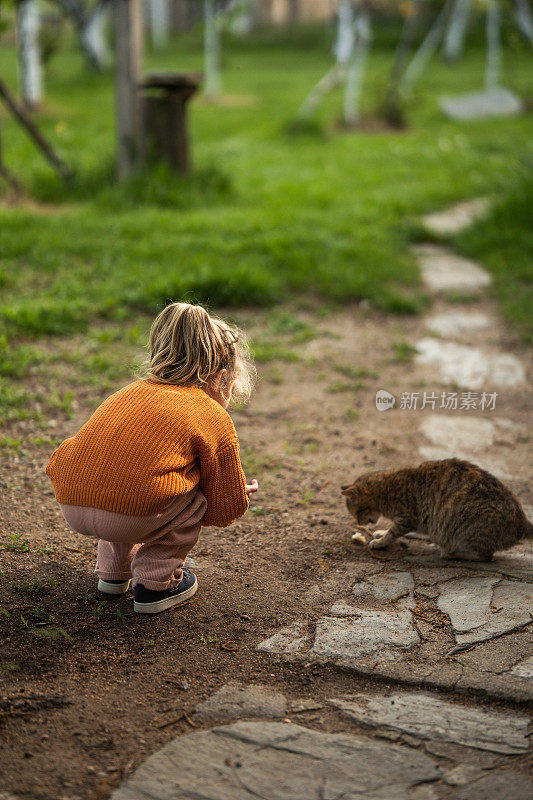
[341, 458, 532, 561]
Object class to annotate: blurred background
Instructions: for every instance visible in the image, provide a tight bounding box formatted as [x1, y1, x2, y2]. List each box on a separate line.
[0, 0, 531, 427]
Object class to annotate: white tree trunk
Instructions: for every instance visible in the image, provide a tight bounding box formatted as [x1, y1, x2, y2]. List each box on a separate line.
[17, 0, 43, 108]
[335, 0, 355, 65]
[485, 0, 501, 89]
[514, 0, 533, 43]
[401, 0, 453, 93]
[228, 0, 254, 35]
[443, 0, 472, 62]
[82, 1, 111, 70]
[204, 0, 222, 97]
[343, 8, 372, 126]
[148, 0, 169, 49]
[297, 0, 353, 118]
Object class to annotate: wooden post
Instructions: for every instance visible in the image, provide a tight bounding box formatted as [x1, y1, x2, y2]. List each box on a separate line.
[0, 79, 73, 182]
[113, 0, 143, 178]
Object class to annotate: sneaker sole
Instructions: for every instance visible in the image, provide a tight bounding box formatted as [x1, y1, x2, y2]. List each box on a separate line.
[98, 578, 132, 595]
[133, 577, 198, 614]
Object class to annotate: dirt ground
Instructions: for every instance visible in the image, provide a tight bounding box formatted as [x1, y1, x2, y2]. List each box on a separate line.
[0, 300, 531, 800]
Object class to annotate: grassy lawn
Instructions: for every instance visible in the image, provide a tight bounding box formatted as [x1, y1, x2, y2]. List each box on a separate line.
[453, 169, 533, 344]
[0, 23, 532, 422]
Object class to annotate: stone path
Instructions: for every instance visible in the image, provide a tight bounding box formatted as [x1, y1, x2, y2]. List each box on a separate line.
[112, 720, 442, 800]
[112, 201, 531, 800]
[332, 692, 530, 754]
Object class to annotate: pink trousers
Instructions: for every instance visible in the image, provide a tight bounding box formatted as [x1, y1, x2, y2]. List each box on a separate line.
[60, 488, 207, 590]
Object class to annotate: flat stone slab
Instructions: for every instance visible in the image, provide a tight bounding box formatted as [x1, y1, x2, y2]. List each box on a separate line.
[351, 571, 415, 610]
[440, 87, 524, 121]
[437, 576, 533, 651]
[413, 244, 492, 292]
[447, 771, 532, 800]
[332, 692, 530, 754]
[256, 622, 306, 655]
[111, 721, 441, 800]
[422, 198, 490, 236]
[420, 414, 495, 452]
[509, 656, 533, 680]
[425, 311, 491, 338]
[418, 413, 523, 478]
[417, 447, 512, 480]
[194, 683, 287, 723]
[311, 609, 419, 661]
[405, 544, 533, 581]
[416, 338, 526, 388]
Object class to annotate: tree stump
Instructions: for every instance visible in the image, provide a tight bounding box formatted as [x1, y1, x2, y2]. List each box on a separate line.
[140, 72, 201, 173]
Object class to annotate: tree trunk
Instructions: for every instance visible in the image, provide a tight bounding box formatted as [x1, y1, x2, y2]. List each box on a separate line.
[335, 0, 355, 65]
[443, 0, 472, 62]
[514, 0, 533, 43]
[204, 0, 222, 97]
[148, 0, 169, 49]
[287, 0, 299, 26]
[16, 0, 43, 109]
[114, 0, 144, 178]
[297, 0, 352, 119]
[401, 0, 453, 94]
[82, 0, 112, 70]
[343, 7, 371, 126]
[485, 0, 501, 89]
[382, 0, 425, 126]
[49, 0, 111, 70]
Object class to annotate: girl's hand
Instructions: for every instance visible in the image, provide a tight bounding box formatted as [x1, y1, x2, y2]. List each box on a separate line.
[245, 479, 259, 496]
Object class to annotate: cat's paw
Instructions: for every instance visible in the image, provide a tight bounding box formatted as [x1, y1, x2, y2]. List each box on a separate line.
[368, 529, 393, 549]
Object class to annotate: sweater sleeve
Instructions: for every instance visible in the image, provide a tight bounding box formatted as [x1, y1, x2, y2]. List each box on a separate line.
[199, 442, 249, 527]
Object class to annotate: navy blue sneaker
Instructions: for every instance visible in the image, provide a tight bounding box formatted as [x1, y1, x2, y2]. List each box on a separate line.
[133, 569, 198, 614]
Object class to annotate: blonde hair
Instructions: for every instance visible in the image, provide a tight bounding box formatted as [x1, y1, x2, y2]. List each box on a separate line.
[145, 302, 255, 404]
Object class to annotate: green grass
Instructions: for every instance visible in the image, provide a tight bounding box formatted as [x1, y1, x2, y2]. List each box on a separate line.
[0, 24, 532, 422]
[393, 340, 418, 363]
[3, 533, 31, 553]
[454, 167, 533, 344]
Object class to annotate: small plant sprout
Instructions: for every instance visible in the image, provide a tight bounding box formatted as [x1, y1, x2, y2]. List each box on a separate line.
[251, 505, 271, 517]
[4, 533, 31, 553]
[12, 577, 56, 594]
[393, 341, 418, 363]
[92, 600, 107, 617]
[31, 626, 73, 642]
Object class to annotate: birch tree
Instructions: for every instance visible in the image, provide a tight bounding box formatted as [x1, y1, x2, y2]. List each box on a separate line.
[204, 0, 223, 97]
[514, 0, 533, 43]
[147, 0, 170, 50]
[16, 0, 43, 108]
[81, 0, 112, 68]
[485, 0, 501, 88]
[344, 6, 372, 126]
[297, 0, 372, 126]
[443, 0, 472, 62]
[50, 0, 112, 70]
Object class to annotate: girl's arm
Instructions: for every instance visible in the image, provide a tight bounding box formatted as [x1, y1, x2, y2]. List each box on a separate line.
[199, 443, 250, 527]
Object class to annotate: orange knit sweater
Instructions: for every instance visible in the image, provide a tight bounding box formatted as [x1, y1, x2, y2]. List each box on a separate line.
[45, 380, 249, 525]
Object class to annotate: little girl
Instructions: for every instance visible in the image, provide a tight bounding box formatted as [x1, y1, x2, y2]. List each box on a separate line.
[46, 302, 258, 614]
